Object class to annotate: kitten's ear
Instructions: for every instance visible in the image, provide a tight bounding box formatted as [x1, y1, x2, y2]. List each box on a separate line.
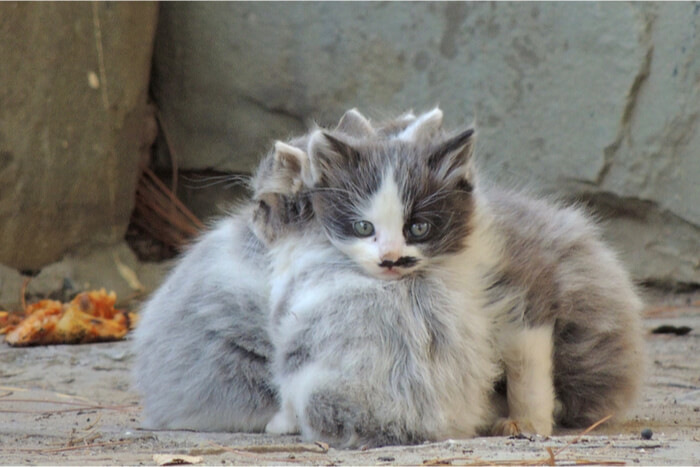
[335, 108, 376, 138]
[398, 109, 417, 122]
[272, 141, 310, 193]
[307, 130, 359, 184]
[428, 127, 476, 184]
[396, 107, 443, 141]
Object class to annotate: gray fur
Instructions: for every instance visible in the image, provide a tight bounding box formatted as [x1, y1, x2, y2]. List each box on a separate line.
[131, 207, 277, 431]
[481, 186, 644, 428]
[306, 128, 476, 259]
[131, 108, 442, 432]
[256, 130, 497, 448]
[262, 225, 497, 448]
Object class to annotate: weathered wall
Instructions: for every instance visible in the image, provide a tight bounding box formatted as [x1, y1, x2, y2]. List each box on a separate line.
[0, 2, 697, 309]
[0, 2, 158, 271]
[152, 2, 699, 285]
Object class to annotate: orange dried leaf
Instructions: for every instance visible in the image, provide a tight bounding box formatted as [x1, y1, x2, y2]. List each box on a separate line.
[4, 289, 133, 346]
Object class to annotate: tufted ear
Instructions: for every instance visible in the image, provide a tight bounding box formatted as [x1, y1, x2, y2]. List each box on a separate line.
[272, 141, 310, 194]
[395, 107, 443, 141]
[306, 130, 360, 184]
[335, 108, 376, 138]
[251, 141, 310, 244]
[427, 127, 476, 185]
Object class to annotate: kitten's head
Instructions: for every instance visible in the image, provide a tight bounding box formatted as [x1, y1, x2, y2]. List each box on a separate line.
[250, 107, 441, 248]
[305, 123, 477, 280]
[250, 140, 313, 246]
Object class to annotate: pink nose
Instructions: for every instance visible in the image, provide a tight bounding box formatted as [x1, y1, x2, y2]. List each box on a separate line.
[380, 251, 401, 263]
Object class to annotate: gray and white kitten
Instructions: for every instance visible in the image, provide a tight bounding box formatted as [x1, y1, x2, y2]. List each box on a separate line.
[131, 207, 276, 431]
[478, 185, 644, 435]
[280, 111, 644, 437]
[253, 115, 498, 448]
[131, 109, 422, 431]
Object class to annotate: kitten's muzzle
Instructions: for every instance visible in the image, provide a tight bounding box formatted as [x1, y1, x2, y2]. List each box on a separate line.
[378, 256, 419, 269]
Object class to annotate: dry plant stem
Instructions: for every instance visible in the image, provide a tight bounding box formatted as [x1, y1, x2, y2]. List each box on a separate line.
[156, 110, 179, 196]
[422, 414, 616, 466]
[20, 276, 30, 310]
[0, 398, 138, 415]
[82, 412, 102, 431]
[208, 442, 321, 464]
[143, 167, 203, 230]
[0, 386, 94, 403]
[226, 443, 329, 454]
[134, 166, 204, 250]
[0, 398, 108, 406]
[16, 439, 134, 454]
[551, 414, 613, 458]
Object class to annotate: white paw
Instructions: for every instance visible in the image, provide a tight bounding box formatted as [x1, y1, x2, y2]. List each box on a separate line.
[265, 410, 299, 435]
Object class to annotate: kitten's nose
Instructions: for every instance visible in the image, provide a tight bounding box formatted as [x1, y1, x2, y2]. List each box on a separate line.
[380, 252, 401, 263]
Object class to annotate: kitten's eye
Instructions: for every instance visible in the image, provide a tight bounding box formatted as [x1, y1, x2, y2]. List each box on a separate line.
[353, 220, 375, 237]
[408, 222, 431, 240]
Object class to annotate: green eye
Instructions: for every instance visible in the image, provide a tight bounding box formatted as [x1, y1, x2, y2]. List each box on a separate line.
[408, 222, 430, 240]
[353, 220, 375, 237]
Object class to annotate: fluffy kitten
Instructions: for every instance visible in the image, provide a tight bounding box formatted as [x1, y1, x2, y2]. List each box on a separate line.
[131, 208, 277, 431]
[477, 185, 644, 435]
[289, 112, 644, 437]
[131, 109, 422, 431]
[253, 119, 498, 447]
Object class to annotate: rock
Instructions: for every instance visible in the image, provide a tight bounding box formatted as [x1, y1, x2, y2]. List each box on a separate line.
[0, 243, 168, 310]
[151, 2, 700, 285]
[0, 2, 158, 270]
[63, 242, 169, 305]
[0, 264, 24, 310]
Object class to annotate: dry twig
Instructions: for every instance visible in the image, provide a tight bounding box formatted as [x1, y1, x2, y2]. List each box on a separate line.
[422, 414, 618, 466]
[133, 167, 204, 251]
[207, 441, 326, 464]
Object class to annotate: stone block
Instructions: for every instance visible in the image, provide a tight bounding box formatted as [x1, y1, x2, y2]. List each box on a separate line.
[0, 2, 158, 270]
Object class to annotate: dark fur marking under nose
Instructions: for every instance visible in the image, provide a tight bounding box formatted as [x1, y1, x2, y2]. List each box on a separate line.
[379, 256, 419, 269]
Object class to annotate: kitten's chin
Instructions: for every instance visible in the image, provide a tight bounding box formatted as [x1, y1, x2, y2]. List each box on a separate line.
[375, 268, 404, 280]
[365, 265, 415, 281]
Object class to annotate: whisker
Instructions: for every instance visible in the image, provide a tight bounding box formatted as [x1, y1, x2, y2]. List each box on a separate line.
[181, 173, 252, 190]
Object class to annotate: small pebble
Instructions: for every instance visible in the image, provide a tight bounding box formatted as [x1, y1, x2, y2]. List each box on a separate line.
[641, 428, 653, 440]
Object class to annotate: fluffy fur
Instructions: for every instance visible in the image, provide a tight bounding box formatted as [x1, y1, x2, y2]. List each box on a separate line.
[253, 128, 498, 447]
[470, 185, 645, 434]
[273, 110, 644, 437]
[131, 109, 423, 432]
[131, 208, 277, 431]
[133, 105, 644, 440]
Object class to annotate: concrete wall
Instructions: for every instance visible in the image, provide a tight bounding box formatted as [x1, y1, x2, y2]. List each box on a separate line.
[1, 2, 697, 309]
[152, 2, 700, 286]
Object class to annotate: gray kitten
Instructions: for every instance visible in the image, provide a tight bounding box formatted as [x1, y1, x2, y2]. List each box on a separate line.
[253, 119, 498, 448]
[131, 109, 422, 431]
[131, 207, 276, 431]
[478, 184, 644, 435]
[261, 114, 644, 438]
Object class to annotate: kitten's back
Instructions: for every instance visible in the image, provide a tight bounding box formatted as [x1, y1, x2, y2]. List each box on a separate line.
[483, 186, 644, 427]
[132, 207, 277, 431]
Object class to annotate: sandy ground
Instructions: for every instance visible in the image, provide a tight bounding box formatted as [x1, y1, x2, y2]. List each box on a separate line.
[0, 290, 698, 466]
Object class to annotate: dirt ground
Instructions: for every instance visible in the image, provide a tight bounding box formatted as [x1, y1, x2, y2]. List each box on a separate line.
[0, 289, 698, 466]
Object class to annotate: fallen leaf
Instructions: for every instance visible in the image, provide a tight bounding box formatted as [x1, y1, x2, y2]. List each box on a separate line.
[114, 253, 144, 292]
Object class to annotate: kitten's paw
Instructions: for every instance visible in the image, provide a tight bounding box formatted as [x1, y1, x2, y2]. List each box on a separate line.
[265, 411, 299, 435]
[491, 418, 551, 437]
